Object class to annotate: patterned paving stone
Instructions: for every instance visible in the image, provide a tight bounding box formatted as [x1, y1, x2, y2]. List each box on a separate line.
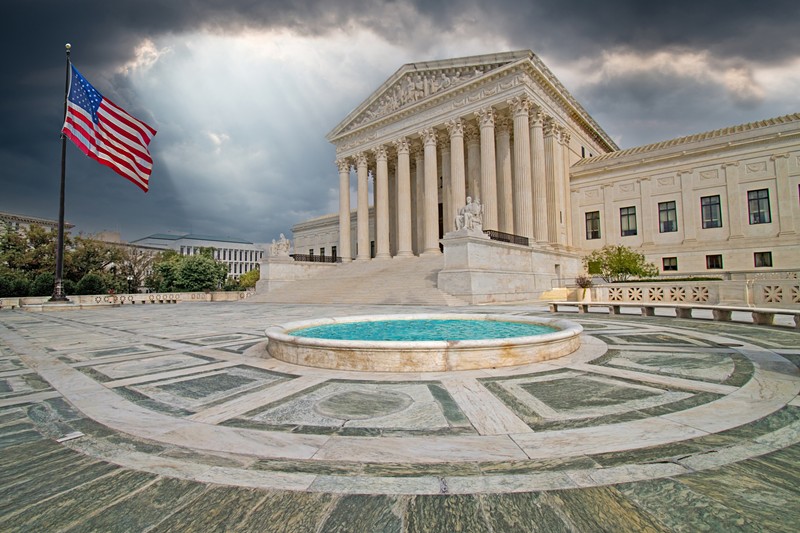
[0, 302, 798, 531]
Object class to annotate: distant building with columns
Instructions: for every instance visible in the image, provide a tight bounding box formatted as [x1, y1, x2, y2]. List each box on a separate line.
[293, 50, 799, 278]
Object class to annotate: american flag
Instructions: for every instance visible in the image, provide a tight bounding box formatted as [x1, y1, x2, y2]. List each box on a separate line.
[61, 65, 157, 192]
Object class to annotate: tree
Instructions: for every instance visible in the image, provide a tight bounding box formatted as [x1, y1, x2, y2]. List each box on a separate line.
[65, 235, 122, 283]
[583, 245, 659, 283]
[238, 268, 259, 289]
[147, 250, 181, 292]
[175, 254, 228, 291]
[76, 272, 107, 295]
[147, 251, 227, 292]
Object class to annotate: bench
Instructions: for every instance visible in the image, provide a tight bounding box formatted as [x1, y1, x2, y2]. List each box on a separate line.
[548, 301, 800, 329]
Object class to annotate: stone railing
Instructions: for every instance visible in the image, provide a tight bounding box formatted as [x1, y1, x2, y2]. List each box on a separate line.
[583, 280, 800, 309]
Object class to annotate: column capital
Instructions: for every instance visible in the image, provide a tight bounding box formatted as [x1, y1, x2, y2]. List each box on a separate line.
[437, 130, 450, 149]
[419, 127, 438, 146]
[543, 116, 558, 137]
[495, 112, 512, 134]
[393, 136, 410, 154]
[770, 153, 790, 161]
[336, 158, 351, 173]
[372, 145, 388, 161]
[355, 152, 368, 167]
[475, 106, 496, 128]
[508, 95, 531, 116]
[446, 118, 464, 138]
[722, 161, 740, 168]
[560, 129, 571, 145]
[528, 108, 544, 128]
[464, 122, 480, 145]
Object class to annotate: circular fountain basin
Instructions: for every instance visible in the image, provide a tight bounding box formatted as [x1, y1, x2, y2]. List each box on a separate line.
[265, 314, 583, 372]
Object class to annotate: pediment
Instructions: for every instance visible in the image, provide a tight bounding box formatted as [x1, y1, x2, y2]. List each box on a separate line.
[327, 51, 533, 140]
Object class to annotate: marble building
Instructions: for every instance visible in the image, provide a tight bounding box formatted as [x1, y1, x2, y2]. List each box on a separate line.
[292, 50, 799, 281]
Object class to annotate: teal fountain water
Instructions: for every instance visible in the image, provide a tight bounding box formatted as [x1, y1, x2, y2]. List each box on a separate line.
[265, 314, 583, 372]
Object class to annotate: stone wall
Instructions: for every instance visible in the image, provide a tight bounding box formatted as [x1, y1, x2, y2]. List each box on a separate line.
[254, 258, 338, 293]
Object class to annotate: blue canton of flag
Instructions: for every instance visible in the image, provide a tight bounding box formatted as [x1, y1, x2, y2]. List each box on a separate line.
[61, 65, 157, 192]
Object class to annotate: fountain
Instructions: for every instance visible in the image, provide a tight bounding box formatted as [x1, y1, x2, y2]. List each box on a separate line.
[265, 313, 582, 372]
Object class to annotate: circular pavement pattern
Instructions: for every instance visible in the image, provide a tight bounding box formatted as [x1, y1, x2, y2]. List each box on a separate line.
[1, 302, 798, 531]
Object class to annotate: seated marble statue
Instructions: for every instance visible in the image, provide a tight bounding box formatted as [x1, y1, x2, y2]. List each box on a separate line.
[454, 197, 483, 232]
[270, 233, 291, 256]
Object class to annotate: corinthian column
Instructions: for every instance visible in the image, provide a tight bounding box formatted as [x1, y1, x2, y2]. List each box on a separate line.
[529, 108, 547, 243]
[543, 118, 559, 244]
[476, 106, 498, 230]
[393, 137, 413, 256]
[446, 118, 466, 227]
[509, 95, 533, 240]
[420, 128, 441, 255]
[465, 122, 481, 200]
[373, 145, 390, 259]
[560, 129, 573, 246]
[439, 132, 453, 233]
[355, 152, 370, 260]
[495, 112, 513, 234]
[413, 144, 424, 254]
[337, 158, 352, 262]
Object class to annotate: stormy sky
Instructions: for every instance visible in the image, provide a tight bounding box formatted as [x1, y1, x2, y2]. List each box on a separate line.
[2, 0, 798, 244]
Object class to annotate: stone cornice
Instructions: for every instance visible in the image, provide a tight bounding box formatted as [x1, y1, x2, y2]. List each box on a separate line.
[0, 211, 74, 229]
[572, 113, 800, 178]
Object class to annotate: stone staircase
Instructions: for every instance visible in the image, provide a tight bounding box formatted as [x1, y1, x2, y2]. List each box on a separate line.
[247, 255, 468, 306]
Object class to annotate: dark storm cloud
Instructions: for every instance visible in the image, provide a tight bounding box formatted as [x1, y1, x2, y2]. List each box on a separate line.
[1, 1, 797, 243]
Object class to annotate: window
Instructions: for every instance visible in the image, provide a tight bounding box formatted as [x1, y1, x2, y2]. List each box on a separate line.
[706, 254, 723, 269]
[332, 246, 337, 261]
[754, 251, 772, 267]
[662, 257, 678, 271]
[747, 189, 771, 224]
[658, 201, 678, 233]
[320, 247, 325, 258]
[701, 195, 722, 228]
[620, 206, 637, 236]
[585, 211, 601, 240]
[308, 249, 314, 257]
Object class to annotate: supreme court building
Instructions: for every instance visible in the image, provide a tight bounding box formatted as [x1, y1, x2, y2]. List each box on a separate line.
[292, 50, 800, 282]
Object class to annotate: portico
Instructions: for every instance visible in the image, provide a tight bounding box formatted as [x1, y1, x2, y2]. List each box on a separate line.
[327, 50, 617, 261]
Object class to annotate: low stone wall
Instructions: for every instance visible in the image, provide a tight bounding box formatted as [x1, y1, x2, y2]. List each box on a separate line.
[6, 291, 253, 310]
[255, 257, 337, 293]
[579, 279, 800, 308]
[438, 233, 581, 304]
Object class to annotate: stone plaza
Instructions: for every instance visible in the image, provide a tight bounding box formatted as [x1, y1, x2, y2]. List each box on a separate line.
[1, 301, 798, 531]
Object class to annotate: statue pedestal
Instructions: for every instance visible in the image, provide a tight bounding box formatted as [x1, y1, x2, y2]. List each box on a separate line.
[254, 256, 336, 293]
[437, 234, 581, 304]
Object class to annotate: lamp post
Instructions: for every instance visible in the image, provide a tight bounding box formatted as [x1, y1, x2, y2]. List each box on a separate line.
[127, 275, 133, 294]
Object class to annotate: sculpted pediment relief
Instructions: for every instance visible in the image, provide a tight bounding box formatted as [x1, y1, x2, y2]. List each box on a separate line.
[340, 60, 516, 134]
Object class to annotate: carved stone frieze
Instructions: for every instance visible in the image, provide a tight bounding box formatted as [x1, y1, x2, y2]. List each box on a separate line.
[746, 161, 768, 173]
[344, 63, 508, 132]
[699, 169, 719, 180]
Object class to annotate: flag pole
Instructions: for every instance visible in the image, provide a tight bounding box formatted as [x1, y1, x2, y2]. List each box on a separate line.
[50, 43, 71, 302]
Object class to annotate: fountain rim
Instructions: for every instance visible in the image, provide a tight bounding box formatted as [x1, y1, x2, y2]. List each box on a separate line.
[265, 313, 583, 349]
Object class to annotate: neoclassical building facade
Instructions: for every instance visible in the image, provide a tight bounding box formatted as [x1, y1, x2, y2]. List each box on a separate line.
[293, 50, 799, 278]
